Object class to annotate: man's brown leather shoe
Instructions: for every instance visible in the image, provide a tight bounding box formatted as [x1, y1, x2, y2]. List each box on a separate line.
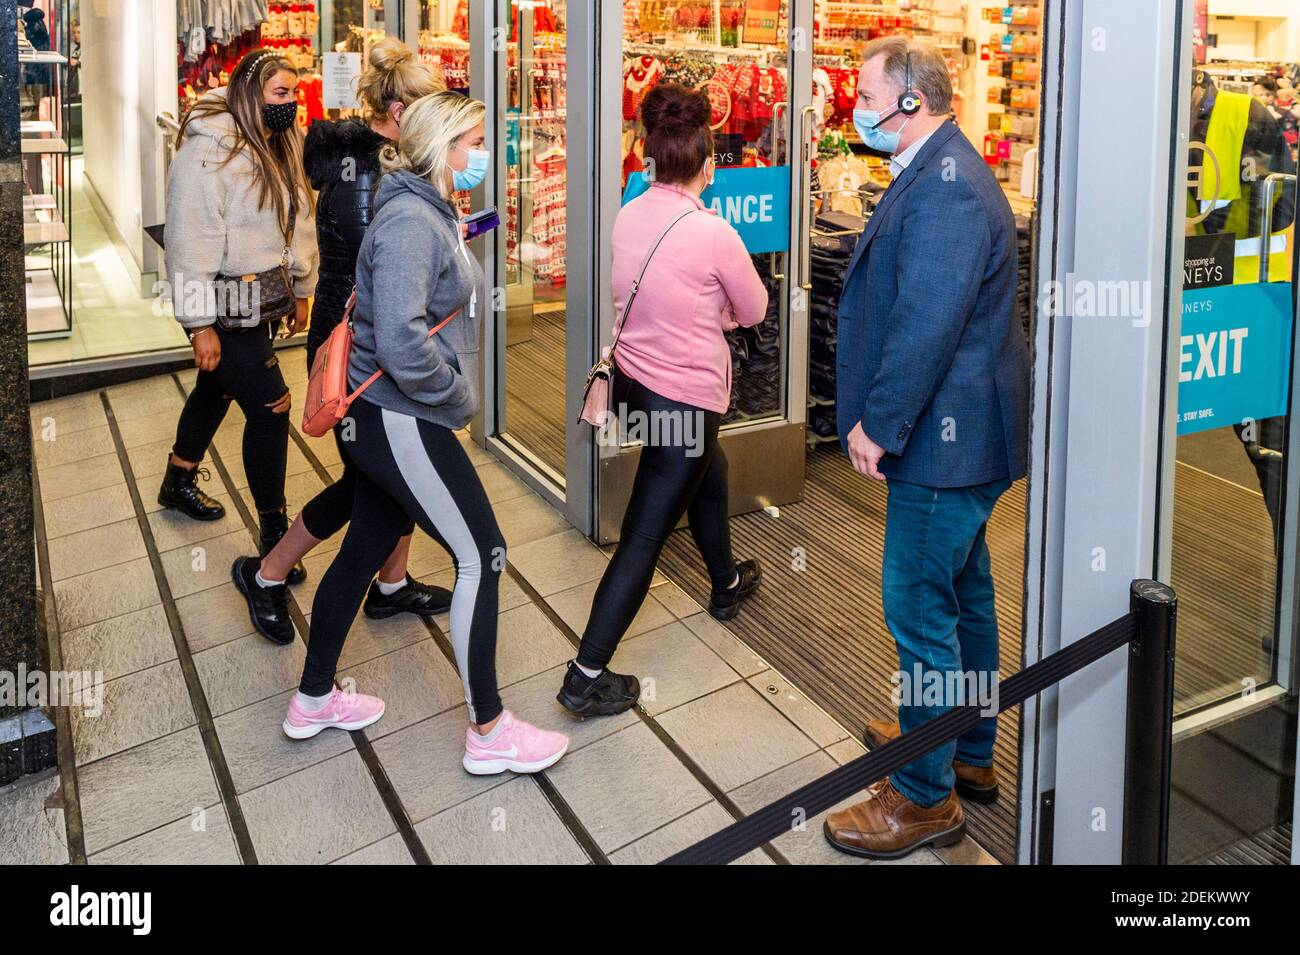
[823, 779, 966, 859]
[863, 719, 999, 805]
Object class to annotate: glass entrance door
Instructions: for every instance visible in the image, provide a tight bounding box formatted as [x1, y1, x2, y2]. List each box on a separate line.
[1158, 7, 1299, 864]
[595, 0, 809, 542]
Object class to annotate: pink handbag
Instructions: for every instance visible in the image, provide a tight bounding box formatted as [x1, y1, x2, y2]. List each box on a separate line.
[578, 208, 700, 427]
[302, 291, 457, 437]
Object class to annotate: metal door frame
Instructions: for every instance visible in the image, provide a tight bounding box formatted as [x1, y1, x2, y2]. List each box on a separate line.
[590, 1, 813, 544]
[1019, 0, 1188, 865]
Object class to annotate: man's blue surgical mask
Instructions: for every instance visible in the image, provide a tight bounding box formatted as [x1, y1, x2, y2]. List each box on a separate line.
[452, 145, 490, 191]
[853, 107, 908, 155]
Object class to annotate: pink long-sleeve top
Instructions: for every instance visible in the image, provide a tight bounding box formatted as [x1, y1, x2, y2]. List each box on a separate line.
[610, 182, 769, 414]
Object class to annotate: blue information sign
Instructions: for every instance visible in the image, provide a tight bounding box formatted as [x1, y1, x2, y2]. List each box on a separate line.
[1176, 281, 1293, 434]
[621, 166, 791, 255]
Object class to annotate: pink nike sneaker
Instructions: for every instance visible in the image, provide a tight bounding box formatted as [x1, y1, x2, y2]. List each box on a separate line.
[282, 687, 385, 740]
[462, 710, 569, 775]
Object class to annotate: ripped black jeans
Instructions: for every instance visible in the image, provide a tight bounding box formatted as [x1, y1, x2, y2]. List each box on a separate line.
[172, 322, 289, 513]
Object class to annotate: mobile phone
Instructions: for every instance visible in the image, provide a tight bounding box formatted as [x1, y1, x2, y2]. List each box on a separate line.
[464, 206, 500, 239]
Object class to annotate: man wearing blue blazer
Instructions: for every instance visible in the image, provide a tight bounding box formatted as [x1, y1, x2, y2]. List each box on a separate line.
[824, 37, 1031, 860]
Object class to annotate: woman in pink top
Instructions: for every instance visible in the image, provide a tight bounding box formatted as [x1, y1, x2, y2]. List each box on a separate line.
[557, 84, 769, 718]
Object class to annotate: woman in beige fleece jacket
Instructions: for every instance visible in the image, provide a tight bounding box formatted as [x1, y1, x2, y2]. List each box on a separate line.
[158, 48, 319, 584]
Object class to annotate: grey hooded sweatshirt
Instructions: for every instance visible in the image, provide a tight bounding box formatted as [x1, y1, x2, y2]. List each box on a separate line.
[348, 169, 484, 430]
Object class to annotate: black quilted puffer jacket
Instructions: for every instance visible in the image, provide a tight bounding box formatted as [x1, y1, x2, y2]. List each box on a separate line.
[303, 118, 389, 365]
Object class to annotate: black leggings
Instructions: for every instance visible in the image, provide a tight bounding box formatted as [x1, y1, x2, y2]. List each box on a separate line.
[303, 398, 506, 723]
[577, 370, 735, 670]
[172, 322, 288, 513]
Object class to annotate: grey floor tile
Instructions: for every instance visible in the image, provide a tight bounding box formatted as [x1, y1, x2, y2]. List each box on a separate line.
[47, 517, 147, 581]
[827, 738, 868, 765]
[500, 665, 638, 754]
[610, 802, 769, 866]
[414, 776, 588, 865]
[33, 424, 117, 468]
[730, 752, 943, 866]
[338, 640, 466, 740]
[546, 578, 674, 641]
[545, 722, 711, 853]
[648, 580, 703, 618]
[42, 483, 136, 540]
[60, 604, 176, 684]
[214, 691, 355, 794]
[105, 379, 185, 422]
[304, 432, 342, 467]
[457, 430, 494, 466]
[31, 391, 107, 435]
[78, 726, 219, 855]
[38, 452, 125, 503]
[748, 670, 850, 748]
[115, 409, 186, 450]
[608, 621, 739, 716]
[0, 771, 69, 864]
[286, 545, 344, 613]
[476, 460, 533, 504]
[174, 583, 260, 653]
[656, 682, 818, 793]
[493, 492, 571, 549]
[405, 531, 455, 580]
[71, 660, 196, 766]
[159, 530, 256, 600]
[240, 750, 395, 865]
[371, 706, 509, 824]
[332, 833, 416, 865]
[509, 530, 610, 597]
[89, 803, 239, 864]
[53, 556, 160, 631]
[335, 612, 431, 671]
[147, 496, 247, 552]
[681, 612, 768, 677]
[126, 439, 183, 480]
[934, 836, 999, 865]
[494, 602, 576, 688]
[193, 633, 307, 716]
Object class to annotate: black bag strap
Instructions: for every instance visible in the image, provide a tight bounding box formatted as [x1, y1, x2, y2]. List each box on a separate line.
[608, 207, 700, 358]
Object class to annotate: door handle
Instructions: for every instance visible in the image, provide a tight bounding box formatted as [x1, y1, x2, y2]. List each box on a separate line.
[771, 101, 788, 166]
[1257, 172, 1295, 283]
[800, 106, 817, 291]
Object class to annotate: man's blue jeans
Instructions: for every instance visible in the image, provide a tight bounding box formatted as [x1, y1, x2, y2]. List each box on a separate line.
[882, 477, 1011, 808]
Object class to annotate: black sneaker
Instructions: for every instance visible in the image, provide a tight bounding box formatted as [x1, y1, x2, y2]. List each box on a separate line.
[231, 556, 295, 645]
[363, 575, 453, 619]
[708, 558, 762, 620]
[157, 460, 225, 521]
[556, 661, 640, 717]
[259, 509, 306, 585]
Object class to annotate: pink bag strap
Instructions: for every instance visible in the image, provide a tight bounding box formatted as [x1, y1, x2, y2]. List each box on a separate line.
[340, 289, 462, 409]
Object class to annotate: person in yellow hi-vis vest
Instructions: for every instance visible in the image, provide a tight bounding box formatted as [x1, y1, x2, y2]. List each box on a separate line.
[1187, 72, 1297, 560]
[1188, 73, 1295, 285]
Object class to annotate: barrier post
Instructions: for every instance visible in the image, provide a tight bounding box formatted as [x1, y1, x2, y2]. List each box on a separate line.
[1122, 579, 1177, 864]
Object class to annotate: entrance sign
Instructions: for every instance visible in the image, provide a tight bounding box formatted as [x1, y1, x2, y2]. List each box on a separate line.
[1176, 281, 1292, 434]
[621, 166, 791, 255]
[322, 52, 362, 110]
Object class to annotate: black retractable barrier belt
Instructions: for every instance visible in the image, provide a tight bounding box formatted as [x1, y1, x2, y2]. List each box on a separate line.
[661, 610, 1140, 865]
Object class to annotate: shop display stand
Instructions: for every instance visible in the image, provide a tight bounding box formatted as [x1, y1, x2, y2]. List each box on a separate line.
[20, 14, 72, 340]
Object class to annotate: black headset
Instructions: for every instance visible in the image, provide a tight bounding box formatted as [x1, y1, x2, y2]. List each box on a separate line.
[898, 52, 923, 116]
[870, 51, 923, 126]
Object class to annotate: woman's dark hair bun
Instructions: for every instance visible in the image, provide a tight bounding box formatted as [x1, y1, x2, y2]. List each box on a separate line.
[639, 83, 711, 134]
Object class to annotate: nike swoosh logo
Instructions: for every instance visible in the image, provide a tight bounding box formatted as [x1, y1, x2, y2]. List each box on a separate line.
[476, 744, 518, 759]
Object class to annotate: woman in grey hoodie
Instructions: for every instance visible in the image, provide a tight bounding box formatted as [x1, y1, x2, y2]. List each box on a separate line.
[159, 49, 318, 585]
[282, 92, 569, 776]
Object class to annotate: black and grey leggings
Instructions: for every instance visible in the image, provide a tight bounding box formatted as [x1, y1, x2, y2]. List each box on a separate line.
[302, 397, 505, 724]
[172, 321, 288, 513]
[577, 368, 735, 670]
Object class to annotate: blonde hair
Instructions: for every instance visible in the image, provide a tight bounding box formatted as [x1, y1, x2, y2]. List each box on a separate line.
[380, 91, 487, 199]
[356, 37, 444, 123]
[178, 48, 313, 231]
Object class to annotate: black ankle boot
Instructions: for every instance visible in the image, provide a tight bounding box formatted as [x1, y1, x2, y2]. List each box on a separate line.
[157, 460, 225, 521]
[708, 558, 762, 621]
[259, 509, 306, 585]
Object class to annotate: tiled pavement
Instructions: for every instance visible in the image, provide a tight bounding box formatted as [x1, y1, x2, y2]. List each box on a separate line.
[4, 352, 997, 865]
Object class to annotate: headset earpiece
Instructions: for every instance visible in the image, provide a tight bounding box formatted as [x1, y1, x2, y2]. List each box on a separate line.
[898, 51, 922, 116]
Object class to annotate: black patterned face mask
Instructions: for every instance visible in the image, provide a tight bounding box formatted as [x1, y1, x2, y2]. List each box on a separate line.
[262, 101, 297, 133]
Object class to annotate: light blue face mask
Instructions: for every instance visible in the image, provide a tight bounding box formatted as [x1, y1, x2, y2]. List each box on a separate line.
[853, 107, 908, 155]
[452, 145, 490, 190]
